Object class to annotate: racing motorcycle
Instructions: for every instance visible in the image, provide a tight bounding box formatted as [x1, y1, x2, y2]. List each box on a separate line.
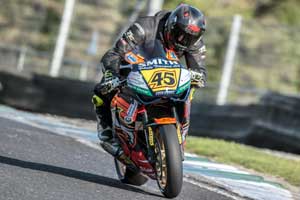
[107, 40, 199, 198]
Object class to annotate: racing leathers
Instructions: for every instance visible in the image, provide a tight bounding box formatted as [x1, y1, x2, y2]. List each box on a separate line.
[93, 10, 207, 156]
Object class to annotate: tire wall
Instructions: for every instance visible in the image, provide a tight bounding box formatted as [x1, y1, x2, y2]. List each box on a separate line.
[0, 72, 95, 119]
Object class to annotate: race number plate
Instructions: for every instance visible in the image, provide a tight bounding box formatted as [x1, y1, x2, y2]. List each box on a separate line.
[141, 68, 180, 92]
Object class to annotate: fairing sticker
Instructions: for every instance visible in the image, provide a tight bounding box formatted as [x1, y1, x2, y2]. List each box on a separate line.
[177, 69, 191, 94]
[141, 68, 181, 93]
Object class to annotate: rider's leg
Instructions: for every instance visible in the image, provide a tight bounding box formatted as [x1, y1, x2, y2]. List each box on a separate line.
[92, 93, 113, 141]
[92, 91, 123, 157]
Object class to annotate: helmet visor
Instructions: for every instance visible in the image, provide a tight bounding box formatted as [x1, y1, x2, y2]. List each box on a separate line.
[171, 24, 203, 49]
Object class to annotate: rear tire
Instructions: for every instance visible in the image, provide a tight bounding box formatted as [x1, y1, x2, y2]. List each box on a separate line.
[114, 158, 148, 186]
[155, 125, 183, 198]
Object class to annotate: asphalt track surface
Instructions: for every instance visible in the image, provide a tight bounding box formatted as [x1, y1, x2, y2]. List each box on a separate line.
[0, 117, 233, 200]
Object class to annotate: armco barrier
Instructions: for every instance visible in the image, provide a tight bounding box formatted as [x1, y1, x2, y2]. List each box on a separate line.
[1, 72, 300, 153]
[0, 72, 43, 110]
[32, 74, 95, 119]
[246, 121, 300, 153]
[0, 72, 95, 119]
[189, 94, 300, 154]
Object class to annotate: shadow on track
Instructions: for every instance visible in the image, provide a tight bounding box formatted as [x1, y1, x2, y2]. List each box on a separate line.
[0, 155, 162, 198]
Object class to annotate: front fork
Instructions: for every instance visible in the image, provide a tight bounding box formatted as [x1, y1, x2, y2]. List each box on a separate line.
[141, 109, 156, 164]
[142, 106, 184, 164]
[172, 106, 185, 161]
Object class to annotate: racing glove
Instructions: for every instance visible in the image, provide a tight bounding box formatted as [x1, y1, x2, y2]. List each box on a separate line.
[95, 70, 120, 95]
[190, 70, 206, 88]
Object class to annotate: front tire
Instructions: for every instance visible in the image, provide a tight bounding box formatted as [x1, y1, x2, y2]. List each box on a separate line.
[155, 125, 183, 198]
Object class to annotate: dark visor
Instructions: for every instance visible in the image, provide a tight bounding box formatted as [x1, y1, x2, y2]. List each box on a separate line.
[171, 24, 203, 48]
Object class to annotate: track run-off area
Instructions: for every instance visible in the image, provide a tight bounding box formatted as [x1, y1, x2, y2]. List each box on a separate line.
[0, 105, 296, 200]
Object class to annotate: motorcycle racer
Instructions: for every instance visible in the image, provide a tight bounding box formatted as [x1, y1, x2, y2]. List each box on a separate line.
[92, 3, 207, 158]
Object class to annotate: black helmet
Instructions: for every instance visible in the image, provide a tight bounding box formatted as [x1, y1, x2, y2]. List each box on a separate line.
[164, 4, 206, 51]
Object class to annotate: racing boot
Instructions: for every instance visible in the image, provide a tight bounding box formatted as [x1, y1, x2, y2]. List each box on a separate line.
[92, 95, 123, 157]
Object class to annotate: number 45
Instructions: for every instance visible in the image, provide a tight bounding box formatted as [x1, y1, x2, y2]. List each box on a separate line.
[150, 71, 176, 87]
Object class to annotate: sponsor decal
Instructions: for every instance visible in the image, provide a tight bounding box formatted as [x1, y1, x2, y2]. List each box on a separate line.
[166, 50, 179, 61]
[148, 127, 154, 146]
[155, 90, 176, 96]
[177, 124, 182, 144]
[179, 69, 191, 85]
[138, 58, 180, 68]
[128, 84, 152, 96]
[124, 100, 138, 124]
[177, 69, 191, 94]
[125, 52, 144, 64]
[126, 54, 137, 63]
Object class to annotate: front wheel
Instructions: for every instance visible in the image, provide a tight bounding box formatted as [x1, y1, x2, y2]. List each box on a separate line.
[155, 125, 183, 198]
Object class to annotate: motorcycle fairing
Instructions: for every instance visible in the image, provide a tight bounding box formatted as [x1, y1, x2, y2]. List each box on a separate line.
[127, 71, 152, 96]
[111, 95, 140, 143]
[111, 93, 156, 178]
[127, 63, 191, 98]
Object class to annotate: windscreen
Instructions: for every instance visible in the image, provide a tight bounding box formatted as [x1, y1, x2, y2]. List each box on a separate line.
[134, 39, 168, 61]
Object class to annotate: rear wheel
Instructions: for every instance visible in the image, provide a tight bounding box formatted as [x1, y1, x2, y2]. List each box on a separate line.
[155, 125, 183, 198]
[114, 158, 148, 186]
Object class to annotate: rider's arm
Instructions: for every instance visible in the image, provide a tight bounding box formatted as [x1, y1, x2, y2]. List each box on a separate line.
[184, 39, 207, 86]
[100, 22, 146, 75]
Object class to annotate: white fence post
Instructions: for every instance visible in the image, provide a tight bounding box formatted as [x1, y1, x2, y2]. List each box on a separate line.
[116, 0, 145, 41]
[79, 62, 89, 81]
[17, 46, 27, 72]
[147, 0, 164, 16]
[50, 0, 76, 77]
[217, 15, 242, 105]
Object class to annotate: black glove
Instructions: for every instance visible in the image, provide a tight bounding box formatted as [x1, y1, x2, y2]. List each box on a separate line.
[191, 70, 206, 88]
[94, 70, 120, 95]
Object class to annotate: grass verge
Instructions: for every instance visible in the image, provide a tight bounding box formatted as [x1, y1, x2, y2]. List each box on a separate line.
[185, 136, 300, 187]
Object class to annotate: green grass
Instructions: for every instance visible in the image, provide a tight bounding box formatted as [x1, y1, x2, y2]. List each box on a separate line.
[185, 136, 300, 187]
